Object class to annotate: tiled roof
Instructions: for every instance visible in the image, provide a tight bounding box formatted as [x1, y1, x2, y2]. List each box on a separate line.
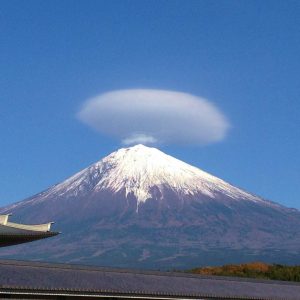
[0, 260, 299, 299]
[0, 214, 59, 246]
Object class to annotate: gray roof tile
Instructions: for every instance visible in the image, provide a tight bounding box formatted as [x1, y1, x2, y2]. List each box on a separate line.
[0, 260, 299, 299]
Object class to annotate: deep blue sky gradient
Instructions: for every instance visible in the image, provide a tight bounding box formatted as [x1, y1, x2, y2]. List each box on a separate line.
[1, 1, 300, 208]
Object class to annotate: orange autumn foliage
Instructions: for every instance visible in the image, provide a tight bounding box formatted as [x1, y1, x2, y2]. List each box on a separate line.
[191, 262, 271, 276]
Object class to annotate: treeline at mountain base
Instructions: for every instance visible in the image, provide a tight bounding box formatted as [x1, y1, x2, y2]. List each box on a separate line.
[188, 262, 300, 282]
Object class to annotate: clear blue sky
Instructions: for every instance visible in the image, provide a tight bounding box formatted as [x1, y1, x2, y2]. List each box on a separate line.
[1, 1, 300, 208]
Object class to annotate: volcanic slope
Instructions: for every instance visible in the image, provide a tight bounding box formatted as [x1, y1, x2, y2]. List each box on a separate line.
[1, 145, 300, 269]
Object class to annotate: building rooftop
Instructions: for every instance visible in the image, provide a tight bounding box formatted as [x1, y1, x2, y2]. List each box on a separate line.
[0, 259, 299, 299]
[0, 214, 59, 247]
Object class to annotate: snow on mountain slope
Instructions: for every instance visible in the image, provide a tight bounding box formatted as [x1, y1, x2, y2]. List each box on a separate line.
[12, 144, 271, 211]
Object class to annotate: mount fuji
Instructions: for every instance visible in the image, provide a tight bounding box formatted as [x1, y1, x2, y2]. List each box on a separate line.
[1, 144, 300, 269]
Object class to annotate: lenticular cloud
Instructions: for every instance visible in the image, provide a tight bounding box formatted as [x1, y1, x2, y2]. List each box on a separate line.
[77, 89, 230, 146]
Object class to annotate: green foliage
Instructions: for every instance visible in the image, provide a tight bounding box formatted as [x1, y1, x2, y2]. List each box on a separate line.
[189, 262, 300, 282]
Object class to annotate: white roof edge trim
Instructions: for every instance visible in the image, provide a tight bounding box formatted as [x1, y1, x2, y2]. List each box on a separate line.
[0, 214, 11, 226]
[5, 221, 53, 232]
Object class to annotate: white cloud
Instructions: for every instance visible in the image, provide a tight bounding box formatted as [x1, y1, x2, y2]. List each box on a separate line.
[77, 89, 230, 146]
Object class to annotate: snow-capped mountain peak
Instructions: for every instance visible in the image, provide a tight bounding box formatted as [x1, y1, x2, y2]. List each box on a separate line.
[3, 145, 299, 269]
[38, 144, 263, 207]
